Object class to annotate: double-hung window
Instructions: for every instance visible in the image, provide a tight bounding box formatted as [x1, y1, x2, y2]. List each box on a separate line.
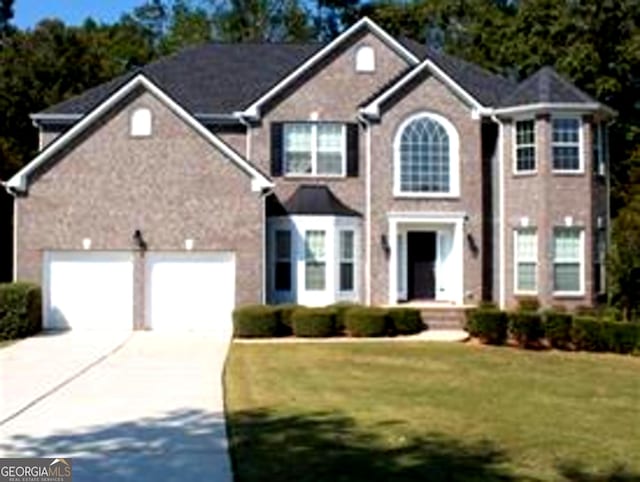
[339, 230, 355, 292]
[305, 230, 326, 290]
[553, 227, 583, 294]
[284, 123, 345, 176]
[514, 228, 537, 293]
[515, 120, 536, 173]
[552, 117, 582, 171]
[274, 230, 291, 291]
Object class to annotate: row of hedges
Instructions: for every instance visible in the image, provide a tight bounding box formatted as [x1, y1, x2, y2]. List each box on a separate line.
[0, 283, 42, 341]
[466, 307, 640, 354]
[233, 304, 425, 339]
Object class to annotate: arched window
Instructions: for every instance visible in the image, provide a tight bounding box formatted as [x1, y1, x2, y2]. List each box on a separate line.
[130, 108, 152, 137]
[394, 113, 459, 196]
[355, 46, 375, 72]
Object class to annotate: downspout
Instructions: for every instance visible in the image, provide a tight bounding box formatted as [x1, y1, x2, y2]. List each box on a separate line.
[1, 181, 19, 282]
[491, 115, 506, 309]
[236, 115, 252, 161]
[358, 114, 372, 305]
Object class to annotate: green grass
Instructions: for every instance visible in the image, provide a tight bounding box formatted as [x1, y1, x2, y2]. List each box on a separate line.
[224, 342, 640, 482]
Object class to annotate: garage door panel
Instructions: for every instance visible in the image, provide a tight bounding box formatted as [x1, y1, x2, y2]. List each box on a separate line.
[45, 252, 134, 331]
[146, 252, 235, 336]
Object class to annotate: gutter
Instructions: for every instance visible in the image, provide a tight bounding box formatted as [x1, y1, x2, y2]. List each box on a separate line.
[490, 115, 506, 309]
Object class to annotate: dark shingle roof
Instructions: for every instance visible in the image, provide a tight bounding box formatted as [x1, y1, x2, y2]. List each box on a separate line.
[42, 43, 323, 115]
[267, 185, 361, 217]
[398, 37, 517, 106]
[499, 66, 597, 107]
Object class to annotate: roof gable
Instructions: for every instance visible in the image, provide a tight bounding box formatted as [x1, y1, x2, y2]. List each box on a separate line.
[6, 74, 273, 193]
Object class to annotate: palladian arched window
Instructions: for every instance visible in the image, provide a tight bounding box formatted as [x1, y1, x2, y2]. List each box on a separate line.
[394, 112, 459, 196]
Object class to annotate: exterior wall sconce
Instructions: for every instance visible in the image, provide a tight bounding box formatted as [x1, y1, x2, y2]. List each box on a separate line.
[185, 239, 194, 251]
[467, 233, 479, 258]
[82, 238, 92, 250]
[380, 234, 390, 258]
[133, 229, 148, 252]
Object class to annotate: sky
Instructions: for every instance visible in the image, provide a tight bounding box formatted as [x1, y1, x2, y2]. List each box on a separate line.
[13, 0, 144, 29]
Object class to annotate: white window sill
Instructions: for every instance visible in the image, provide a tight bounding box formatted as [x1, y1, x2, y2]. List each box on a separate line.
[284, 173, 346, 179]
[552, 170, 585, 176]
[552, 291, 586, 298]
[514, 290, 538, 296]
[393, 191, 460, 200]
[513, 170, 537, 177]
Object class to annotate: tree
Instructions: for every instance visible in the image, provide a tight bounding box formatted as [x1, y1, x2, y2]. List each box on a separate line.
[0, 0, 14, 36]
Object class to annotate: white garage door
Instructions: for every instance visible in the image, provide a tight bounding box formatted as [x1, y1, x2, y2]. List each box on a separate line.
[44, 251, 134, 331]
[146, 252, 235, 336]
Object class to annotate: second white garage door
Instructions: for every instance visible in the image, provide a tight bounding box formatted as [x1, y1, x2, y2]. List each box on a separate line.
[145, 252, 235, 336]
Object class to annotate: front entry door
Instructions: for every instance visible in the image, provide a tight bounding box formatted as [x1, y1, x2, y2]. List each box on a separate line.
[407, 232, 436, 300]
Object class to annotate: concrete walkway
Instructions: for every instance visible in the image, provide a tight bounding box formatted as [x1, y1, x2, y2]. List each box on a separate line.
[235, 329, 469, 344]
[0, 332, 232, 482]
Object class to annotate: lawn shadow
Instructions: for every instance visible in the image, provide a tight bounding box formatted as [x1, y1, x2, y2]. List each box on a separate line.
[226, 408, 536, 482]
[558, 462, 640, 482]
[0, 409, 230, 481]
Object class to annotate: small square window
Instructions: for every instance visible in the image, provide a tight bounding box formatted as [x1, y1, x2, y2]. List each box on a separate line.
[130, 108, 152, 137]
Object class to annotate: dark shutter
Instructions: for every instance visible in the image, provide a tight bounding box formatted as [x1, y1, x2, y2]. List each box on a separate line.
[346, 123, 359, 177]
[271, 122, 283, 176]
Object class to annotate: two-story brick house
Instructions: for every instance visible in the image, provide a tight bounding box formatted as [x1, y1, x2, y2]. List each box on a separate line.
[4, 18, 613, 334]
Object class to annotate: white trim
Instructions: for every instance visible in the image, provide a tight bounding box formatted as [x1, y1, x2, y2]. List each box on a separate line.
[552, 227, 586, 297]
[392, 112, 460, 198]
[12, 199, 17, 281]
[496, 118, 506, 309]
[364, 120, 372, 305]
[512, 118, 537, 175]
[7, 74, 273, 193]
[493, 102, 614, 117]
[513, 228, 538, 295]
[550, 114, 585, 174]
[361, 58, 489, 119]
[387, 214, 465, 305]
[241, 17, 419, 119]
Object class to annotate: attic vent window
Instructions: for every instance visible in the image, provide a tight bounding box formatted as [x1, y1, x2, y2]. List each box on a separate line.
[355, 46, 375, 73]
[130, 108, 152, 137]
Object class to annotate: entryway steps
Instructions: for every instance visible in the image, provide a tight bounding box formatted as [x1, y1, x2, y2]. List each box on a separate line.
[412, 305, 470, 331]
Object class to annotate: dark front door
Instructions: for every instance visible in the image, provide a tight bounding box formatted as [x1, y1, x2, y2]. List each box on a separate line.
[407, 231, 436, 300]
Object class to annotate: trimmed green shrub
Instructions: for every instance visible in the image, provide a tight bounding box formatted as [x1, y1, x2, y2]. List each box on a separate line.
[233, 305, 279, 338]
[571, 316, 604, 351]
[0, 283, 42, 341]
[516, 297, 540, 312]
[344, 307, 388, 337]
[386, 308, 425, 335]
[601, 321, 640, 354]
[329, 302, 361, 334]
[272, 304, 300, 336]
[575, 305, 598, 317]
[508, 311, 544, 347]
[467, 309, 508, 345]
[291, 308, 336, 338]
[543, 311, 573, 349]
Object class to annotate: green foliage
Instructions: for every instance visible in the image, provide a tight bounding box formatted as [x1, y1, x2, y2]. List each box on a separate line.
[233, 305, 279, 338]
[272, 303, 300, 336]
[291, 308, 336, 338]
[0, 282, 42, 340]
[386, 308, 424, 335]
[328, 302, 360, 334]
[467, 309, 508, 345]
[344, 307, 388, 337]
[601, 321, 640, 354]
[516, 297, 540, 312]
[543, 311, 573, 349]
[571, 316, 605, 352]
[508, 311, 544, 347]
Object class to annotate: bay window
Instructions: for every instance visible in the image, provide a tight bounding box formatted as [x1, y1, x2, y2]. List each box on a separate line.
[514, 228, 537, 293]
[274, 230, 291, 291]
[515, 119, 536, 172]
[339, 230, 355, 292]
[305, 230, 326, 290]
[552, 117, 582, 171]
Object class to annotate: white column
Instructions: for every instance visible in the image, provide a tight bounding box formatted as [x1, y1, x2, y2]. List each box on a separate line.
[388, 220, 398, 305]
[454, 219, 465, 305]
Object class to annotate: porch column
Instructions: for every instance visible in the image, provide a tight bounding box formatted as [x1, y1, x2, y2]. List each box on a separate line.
[388, 220, 398, 305]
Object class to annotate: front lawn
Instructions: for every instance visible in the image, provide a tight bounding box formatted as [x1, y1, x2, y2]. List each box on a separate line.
[225, 342, 640, 481]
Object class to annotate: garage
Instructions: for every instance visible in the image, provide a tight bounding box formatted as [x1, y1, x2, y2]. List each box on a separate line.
[44, 251, 134, 331]
[145, 252, 235, 336]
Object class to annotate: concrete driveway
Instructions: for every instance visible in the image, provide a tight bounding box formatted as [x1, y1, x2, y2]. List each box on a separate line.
[0, 331, 232, 482]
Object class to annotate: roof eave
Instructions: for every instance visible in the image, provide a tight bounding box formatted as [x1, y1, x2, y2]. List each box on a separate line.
[493, 102, 616, 117]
